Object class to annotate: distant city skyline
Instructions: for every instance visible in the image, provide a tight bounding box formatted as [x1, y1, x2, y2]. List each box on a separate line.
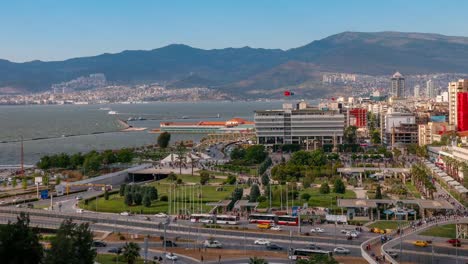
[2, 0, 468, 62]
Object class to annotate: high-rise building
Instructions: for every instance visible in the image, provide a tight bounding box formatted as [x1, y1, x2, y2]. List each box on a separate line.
[426, 79, 436, 98]
[390, 72, 405, 98]
[414, 85, 420, 98]
[254, 102, 344, 147]
[348, 108, 367, 128]
[457, 92, 468, 132]
[448, 79, 468, 128]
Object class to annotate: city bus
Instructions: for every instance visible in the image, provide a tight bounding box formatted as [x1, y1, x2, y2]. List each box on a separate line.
[190, 214, 215, 223]
[248, 213, 277, 224]
[248, 213, 299, 226]
[215, 215, 240, 225]
[277, 215, 299, 226]
[289, 249, 333, 260]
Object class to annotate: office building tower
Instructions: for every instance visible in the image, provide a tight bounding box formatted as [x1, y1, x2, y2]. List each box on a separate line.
[390, 72, 405, 98]
[414, 85, 420, 98]
[426, 79, 436, 98]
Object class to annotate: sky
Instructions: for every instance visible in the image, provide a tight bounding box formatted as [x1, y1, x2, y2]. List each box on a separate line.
[2, 0, 468, 62]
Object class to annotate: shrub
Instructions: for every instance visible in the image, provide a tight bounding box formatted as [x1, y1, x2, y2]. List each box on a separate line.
[160, 195, 168, 202]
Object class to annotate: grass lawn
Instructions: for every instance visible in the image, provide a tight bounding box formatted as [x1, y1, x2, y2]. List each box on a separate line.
[368, 221, 408, 230]
[80, 183, 239, 214]
[95, 254, 146, 264]
[420, 224, 456, 238]
[258, 186, 356, 209]
[405, 182, 422, 198]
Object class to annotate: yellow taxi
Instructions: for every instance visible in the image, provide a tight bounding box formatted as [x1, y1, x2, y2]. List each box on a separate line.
[413, 240, 428, 247]
[257, 223, 271, 229]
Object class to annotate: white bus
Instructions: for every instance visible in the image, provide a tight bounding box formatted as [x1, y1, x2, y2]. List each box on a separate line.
[215, 215, 240, 225]
[190, 214, 214, 223]
[289, 248, 333, 260]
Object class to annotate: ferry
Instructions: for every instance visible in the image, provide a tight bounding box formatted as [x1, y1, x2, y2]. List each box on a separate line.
[108, 111, 118, 115]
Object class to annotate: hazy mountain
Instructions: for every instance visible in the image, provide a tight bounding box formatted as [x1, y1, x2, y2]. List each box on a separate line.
[2, 31, 468, 95]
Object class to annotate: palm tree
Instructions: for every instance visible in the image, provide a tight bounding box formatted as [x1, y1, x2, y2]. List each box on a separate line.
[249, 257, 268, 264]
[122, 242, 140, 264]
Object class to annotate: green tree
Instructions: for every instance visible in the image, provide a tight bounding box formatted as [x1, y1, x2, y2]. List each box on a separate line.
[225, 174, 237, 185]
[301, 193, 311, 201]
[147, 186, 158, 200]
[104, 189, 109, 200]
[371, 130, 381, 144]
[119, 184, 127, 197]
[228, 187, 244, 210]
[56, 176, 61, 185]
[230, 147, 246, 160]
[142, 194, 151, 207]
[83, 153, 102, 173]
[333, 178, 346, 194]
[12, 177, 17, 188]
[375, 185, 383, 199]
[167, 172, 177, 181]
[69, 153, 84, 169]
[200, 171, 210, 185]
[319, 182, 330, 194]
[101, 150, 117, 165]
[0, 213, 43, 264]
[249, 184, 260, 202]
[157, 132, 171, 149]
[249, 257, 268, 264]
[116, 148, 134, 163]
[133, 192, 143, 205]
[37, 155, 51, 170]
[22, 178, 28, 190]
[45, 219, 96, 264]
[42, 175, 50, 186]
[125, 192, 133, 206]
[122, 242, 140, 264]
[344, 126, 358, 144]
[261, 173, 270, 186]
[244, 145, 267, 164]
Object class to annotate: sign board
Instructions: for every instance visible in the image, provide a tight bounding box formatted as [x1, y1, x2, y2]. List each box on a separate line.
[325, 214, 347, 224]
[40, 190, 49, 199]
[292, 206, 300, 217]
[34, 177, 42, 184]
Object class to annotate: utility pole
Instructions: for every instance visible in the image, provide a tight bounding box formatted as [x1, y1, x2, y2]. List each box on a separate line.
[20, 135, 24, 177]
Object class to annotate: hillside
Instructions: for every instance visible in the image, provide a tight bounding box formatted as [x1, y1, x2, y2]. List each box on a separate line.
[2, 31, 468, 95]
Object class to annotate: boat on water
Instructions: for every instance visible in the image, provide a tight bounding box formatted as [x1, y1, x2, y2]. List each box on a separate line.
[128, 117, 136, 121]
[99, 107, 111, 111]
[108, 111, 118, 115]
[138, 117, 146, 121]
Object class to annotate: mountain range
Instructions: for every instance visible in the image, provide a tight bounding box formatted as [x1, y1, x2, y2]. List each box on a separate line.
[2, 31, 468, 96]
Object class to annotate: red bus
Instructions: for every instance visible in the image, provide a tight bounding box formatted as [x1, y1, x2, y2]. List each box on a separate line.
[248, 214, 298, 226]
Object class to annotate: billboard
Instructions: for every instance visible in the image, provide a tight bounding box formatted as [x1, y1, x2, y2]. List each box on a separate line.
[40, 190, 49, 199]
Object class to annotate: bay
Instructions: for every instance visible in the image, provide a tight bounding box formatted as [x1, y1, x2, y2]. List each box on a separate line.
[0, 101, 289, 165]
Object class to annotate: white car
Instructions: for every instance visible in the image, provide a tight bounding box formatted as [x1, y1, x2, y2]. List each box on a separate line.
[254, 239, 271, 245]
[346, 231, 359, 238]
[154, 213, 168, 218]
[75, 196, 83, 200]
[76, 209, 84, 214]
[334, 247, 350, 254]
[310, 227, 325, 233]
[340, 229, 349, 234]
[120, 211, 130, 216]
[203, 240, 222, 248]
[270, 225, 282, 231]
[165, 253, 178, 260]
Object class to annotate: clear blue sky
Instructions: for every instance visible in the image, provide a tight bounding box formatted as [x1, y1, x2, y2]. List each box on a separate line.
[2, 0, 468, 62]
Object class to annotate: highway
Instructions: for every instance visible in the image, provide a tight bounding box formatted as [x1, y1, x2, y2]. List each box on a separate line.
[0, 207, 368, 263]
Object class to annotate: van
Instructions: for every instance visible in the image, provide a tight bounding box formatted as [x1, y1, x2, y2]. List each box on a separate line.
[163, 240, 177, 247]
